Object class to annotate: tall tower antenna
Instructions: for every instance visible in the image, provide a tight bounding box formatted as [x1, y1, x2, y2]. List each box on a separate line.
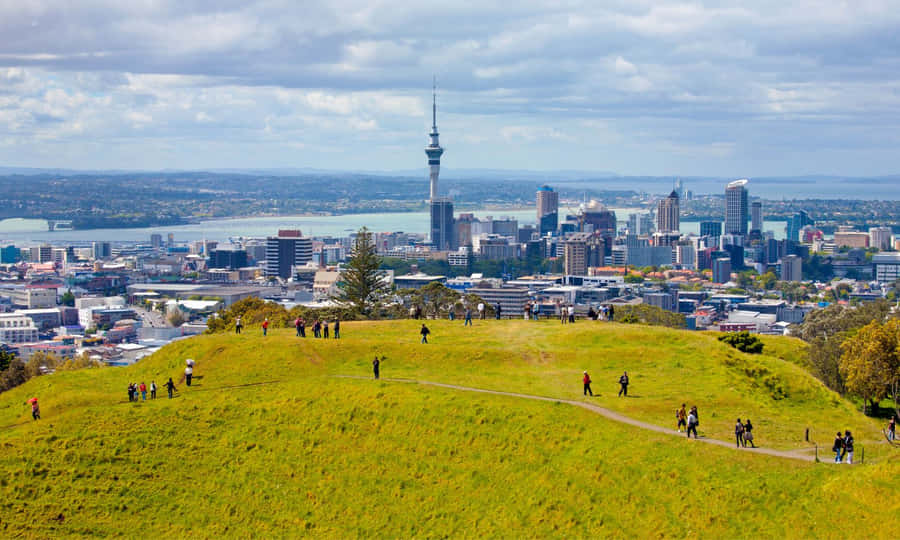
[432, 75, 437, 130]
[425, 77, 444, 201]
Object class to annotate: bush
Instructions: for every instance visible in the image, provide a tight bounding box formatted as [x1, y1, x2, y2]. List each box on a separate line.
[718, 331, 764, 354]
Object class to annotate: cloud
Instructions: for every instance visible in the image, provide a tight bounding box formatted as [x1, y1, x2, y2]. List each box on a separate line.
[0, 1, 897, 175]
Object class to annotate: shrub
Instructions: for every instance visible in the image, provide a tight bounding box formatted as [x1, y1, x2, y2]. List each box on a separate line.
[718, 331, 764, 354]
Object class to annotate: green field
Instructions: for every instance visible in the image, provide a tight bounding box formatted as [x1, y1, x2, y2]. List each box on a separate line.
[1, 320, 897, 537]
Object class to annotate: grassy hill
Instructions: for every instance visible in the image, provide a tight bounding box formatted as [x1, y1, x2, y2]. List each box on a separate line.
[1, 320, 897, 537]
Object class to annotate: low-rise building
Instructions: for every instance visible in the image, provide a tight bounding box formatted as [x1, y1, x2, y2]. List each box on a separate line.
[0, 313, 40, 344]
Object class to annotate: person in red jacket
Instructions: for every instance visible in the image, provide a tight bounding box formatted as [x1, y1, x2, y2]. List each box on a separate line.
[583, 371, 593, 396]
[262, 318, 269, 336]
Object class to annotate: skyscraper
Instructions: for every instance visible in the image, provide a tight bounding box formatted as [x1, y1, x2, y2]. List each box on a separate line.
[426, 80, 453, 250]
[656, 190, 680, 233]
[725, 179, 749, 236]
[786, 210, 813, 243]
[536, 185, 559, 236]
[751, 201, 762, 232]
[780, 254, 802, 282]
[265, 230, 312, 279]
[700, 221, 722, 238]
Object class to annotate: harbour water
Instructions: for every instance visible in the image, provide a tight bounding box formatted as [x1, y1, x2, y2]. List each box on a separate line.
[0, 211, 786, 245]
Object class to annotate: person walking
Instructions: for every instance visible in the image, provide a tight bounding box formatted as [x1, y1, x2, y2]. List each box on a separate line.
[30, 398, 40, 420]
[617, 371, 629, 397]
[235, 316, 242, 334]
[323, 320, 330, 339]
[464, 308, 473, 326]
[165, 378, 177, 399]
[888, 416, 896, 441]
[185, 365, 193, 386]
[295, 317, 302, 337]
[477, 302, 485, 320]
[299, 318, 306, 338]
[842, 430, 854, 464]
[686, 409, 699, 438]
[743, 419, 755, 448]
[583, 371, 593, 396]
[139, 382, 147, 401]
[127, 383, 134, 402]
[150, 381, 157, 399]
[734, 418, 745, 448]
[676, 404, 687, 432]
[420, 323, 430, 344]
[373, 356, 381, 380]
[333, 319, 340, 339]
[261, 318, 269, 336]
[832, 432, 844, 463]
[495, 302, 502, 320]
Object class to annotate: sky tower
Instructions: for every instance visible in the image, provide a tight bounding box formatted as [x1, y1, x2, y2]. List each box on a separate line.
[425, 79, 444, 200]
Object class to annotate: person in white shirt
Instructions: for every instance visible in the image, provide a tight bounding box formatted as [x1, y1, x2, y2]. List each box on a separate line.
[477, 302, 485, 320]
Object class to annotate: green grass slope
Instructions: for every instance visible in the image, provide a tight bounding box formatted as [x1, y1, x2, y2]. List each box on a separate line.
[0, 320, 897, 537]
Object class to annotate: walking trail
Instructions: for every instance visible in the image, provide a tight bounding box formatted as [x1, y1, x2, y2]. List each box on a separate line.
[337, 375, 820, 462]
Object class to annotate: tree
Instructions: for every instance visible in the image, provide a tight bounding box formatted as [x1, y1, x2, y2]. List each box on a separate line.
[333, 227, 389, 317]
[718, 331, 764, 354]
[0, 348, 14, 372]
[60, 289, 75, 307]
[167, 310, 186, 327]
[840, 319, 900, 415]
[403, 282, 461, 319]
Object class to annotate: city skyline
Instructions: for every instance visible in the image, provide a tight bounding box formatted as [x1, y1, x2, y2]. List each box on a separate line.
[0, 2, 899, 176]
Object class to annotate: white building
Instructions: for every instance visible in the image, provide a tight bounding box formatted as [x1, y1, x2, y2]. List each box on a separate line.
[0, 313, 40, 344]
[869, 227, 893, 251]
[873, 253, 900, 283]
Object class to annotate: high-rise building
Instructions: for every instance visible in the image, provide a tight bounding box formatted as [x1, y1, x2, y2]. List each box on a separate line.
[265, 230, 313, 279]
[581, 201, 617, 234]
[656, 190, 680, 233]
[430, 199, 455, 251]
[92, 242, 111, 260]
[786, 210, 813, 243]
[869, 227, 892, 251]
[563, 232, 605, 276]
[751, 201, 762, 232]
[425, 80, 444, 202]
[725, 179, 749, 236]
[712, 257, 732, 284]
[29, 245, 53, 263]
[536, 185, 559, 235]
[780, 254, 802, 282]
[167, 233, 175, 247]
[700, 221, 722, 238]
[150, 233, 163, 249]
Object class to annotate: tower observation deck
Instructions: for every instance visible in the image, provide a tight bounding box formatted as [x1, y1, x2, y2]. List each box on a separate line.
[425, 81, 444, 201]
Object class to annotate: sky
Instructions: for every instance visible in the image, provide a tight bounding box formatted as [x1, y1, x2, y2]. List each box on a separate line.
[1, 1, 899, 176]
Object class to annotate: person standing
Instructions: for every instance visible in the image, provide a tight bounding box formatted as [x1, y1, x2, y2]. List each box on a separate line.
[734, 418, 745, 448]
[235, 316, 242, 334]
[127, 383, 134, 402]
[333, 319, 340, 339]
[139, 382, 147, 401]
[832, 432, 844, 463]
[743, 419, 755, 448]
[568, 305, 575, 323]
[560, 305, 567, 324]
[185, 365, 193, 386]
[618, 371, 629, 397]
[464, 308, 472, 326]
[686, 409, 698, 438]
[420, 323, 430, 344]
[524, 302, 531, 321]
[262, 318, 269, 336]
[495, 302, 502, 320]
[676, 404, 687, 432]
[532, 302, 540, 320]
[583, 371, 593, 396]
[477, 302, 485, 320]
[842, 430, 854, 464]
[373, 356, 381, 379]
[888, 416, 896, 441]
[313, 319, 320, 338]
[165, 378, 177, 399]
[299, 318, 306, 338]
[608, 304, 615, 322]
[150, 381, 157, 399]
[30, 399, 40, 420]
[294, 317, 302, 337]
[323, 320, 330, 339]
[448, 308, 455, 321]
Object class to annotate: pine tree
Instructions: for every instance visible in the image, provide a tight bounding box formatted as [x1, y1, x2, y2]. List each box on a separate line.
[334, 227, 388, 316]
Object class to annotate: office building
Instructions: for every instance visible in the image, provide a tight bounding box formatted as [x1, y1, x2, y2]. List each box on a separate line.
[700, 221, 722, 238]
[628, 213, 654, 235]
[834, 231, 869, 249]
[712, 257, 732, 284]
[786, 210, 813, 243]
[29, 245, 53, 263]
[537, 185, 559, 235]
[751, 202, 762, 232]
[563, 232, 605, 276]
[150, 234, 163, 249]
[430, 199, 455, 251]
[1, 245, 20, 263]
[644, 292, 677, 312]
[0, 314, 39, 344]
[265, 230, 313, 279]
[869, 227, 892, 251]
[92, 241, 112, 260]
[491, 218, 518, 238]
[581, 201, 617, 234]
[725, 179, 749, 236]
[209, 247, 249, 270]
[874, 253, 900, 283]
[780, 254, 802, 282]
[656, 190, 680, 233]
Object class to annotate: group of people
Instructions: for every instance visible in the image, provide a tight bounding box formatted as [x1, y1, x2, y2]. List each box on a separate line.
[586, 304, 615, 322]
[235, 315, 341, 339]
[580, 371, 629, 397]
[833, 430, 855, 463]
[293, 317, 340, 339]
[734, 418, 756, 448]
[127, 381, 155, 401]
[675, 404, 701, 438]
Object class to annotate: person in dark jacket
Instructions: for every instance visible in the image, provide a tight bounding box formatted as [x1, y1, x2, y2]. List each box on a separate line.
[743, 419, 755, 447]
[832, 432, 844, 463]
[373, 356, 381, 379]
[323, 320, 329, 339]
[735, 418, 745, 447]
[298, 318, 306, 338]
[842, 430, 854, 464]
[420, 324, 430, 344]
[618, 371, 629, 397]
[165, 378, 177, 399]
[333, 319, 340, 339]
